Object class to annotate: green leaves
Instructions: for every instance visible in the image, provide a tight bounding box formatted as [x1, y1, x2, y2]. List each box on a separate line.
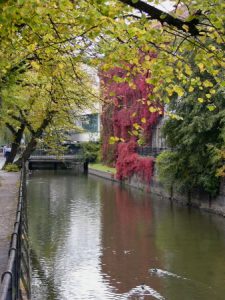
[0, 0, 224, 169]
[173, 85, 184, 97]
[207, 104, 216, 111]
[0, 0, 104, 160]
[157, 85, 225, 196]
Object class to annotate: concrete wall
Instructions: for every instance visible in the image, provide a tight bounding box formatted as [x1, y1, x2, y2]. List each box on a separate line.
[127, 172, 225, 217]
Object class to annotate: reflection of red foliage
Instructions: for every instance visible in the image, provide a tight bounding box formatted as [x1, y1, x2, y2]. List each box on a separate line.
[101, 61, 162, 180]
[114, 183, 152, 224]
[100, 181, 162, 294]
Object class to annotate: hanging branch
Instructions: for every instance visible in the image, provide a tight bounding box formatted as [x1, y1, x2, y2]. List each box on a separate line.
[118, 0, 200, 36]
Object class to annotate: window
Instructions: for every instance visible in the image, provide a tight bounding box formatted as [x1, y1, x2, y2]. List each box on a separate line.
[80, 114, 98, 133]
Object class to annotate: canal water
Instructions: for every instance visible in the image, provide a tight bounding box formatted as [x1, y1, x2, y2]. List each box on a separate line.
[27, 171, 225, 300]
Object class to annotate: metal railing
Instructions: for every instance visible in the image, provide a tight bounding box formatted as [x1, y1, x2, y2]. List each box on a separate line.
[30, 149, 84, 160]
[137, 146, 168, 157]
[31, 147, 83, 156]
[0, 164, 31, 300]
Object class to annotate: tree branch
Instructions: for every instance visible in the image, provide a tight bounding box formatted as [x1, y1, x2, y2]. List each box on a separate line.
[6, 123, 16, 135]
[118, 0, 200, 36]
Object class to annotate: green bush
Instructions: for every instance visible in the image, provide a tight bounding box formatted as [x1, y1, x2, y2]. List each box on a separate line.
[156, 148, 220, 196]
[4, 163, 20, 172]
[82, 142, 100, 163]
[156, 150, 179, 190]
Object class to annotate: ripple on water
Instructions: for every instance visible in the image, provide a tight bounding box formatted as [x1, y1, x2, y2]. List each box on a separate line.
[121, 285, 165, 300]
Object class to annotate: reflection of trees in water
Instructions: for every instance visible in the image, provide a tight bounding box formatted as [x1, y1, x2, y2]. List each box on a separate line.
[155, 208, 225, 300]
[28, 173, 225, 300]
[100, 183, 162, 294]
[28, 172, 102, 299]
[28, 172, 84, 299]
[28, 172, 76, 259]
[30, 248, 59, 300]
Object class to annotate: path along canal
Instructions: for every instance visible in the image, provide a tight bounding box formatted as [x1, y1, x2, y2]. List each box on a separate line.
[27, 170, 225, 300]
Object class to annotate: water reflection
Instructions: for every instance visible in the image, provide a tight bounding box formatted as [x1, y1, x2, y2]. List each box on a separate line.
[100, 183, 162, 295]
[154, 205, 225, 300]
[27, 171, 225, 300]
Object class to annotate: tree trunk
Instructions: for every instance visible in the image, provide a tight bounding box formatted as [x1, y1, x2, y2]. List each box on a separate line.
[187, 190, 191, 206]
[15, 136, 37, 168]
[14, 112, 55, 167]
[2, 124, 25, 169]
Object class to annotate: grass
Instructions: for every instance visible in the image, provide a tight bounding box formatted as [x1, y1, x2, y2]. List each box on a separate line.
[89, 163, 116, 174]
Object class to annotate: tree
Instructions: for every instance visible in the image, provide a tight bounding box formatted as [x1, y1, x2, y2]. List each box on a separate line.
[1, 0, 225, 108]
[0, 0, 103, 167]
[98, 0, 224, 110]
[96, 0, 225, 188]
[1, 0, 224, 170]
[2, 0, 224, 111]
[1, 59, 96, 168]
[156, 86, 225, 197]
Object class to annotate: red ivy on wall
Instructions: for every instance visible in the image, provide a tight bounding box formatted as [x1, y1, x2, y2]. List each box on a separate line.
[116, 141, 154, 182]
[101, 61, 162, 182]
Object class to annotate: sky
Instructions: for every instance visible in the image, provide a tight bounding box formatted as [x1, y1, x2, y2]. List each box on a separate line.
[156, 0, 175, 12]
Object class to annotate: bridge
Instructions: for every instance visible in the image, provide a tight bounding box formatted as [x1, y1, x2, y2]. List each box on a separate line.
[28, 149, 87, 171]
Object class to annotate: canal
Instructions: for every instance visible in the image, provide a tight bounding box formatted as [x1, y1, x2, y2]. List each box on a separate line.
[27, 170, 225, 300]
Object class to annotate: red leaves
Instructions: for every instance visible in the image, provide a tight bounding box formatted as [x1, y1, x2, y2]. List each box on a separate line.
[101, 63, 162, 178]
[116, 141, 154, 182]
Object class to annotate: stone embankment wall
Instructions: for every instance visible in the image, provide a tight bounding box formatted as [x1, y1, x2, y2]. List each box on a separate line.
[88, 167, 119, 182]
[89, 166, 225, 217]
[126, 172, 225, 217]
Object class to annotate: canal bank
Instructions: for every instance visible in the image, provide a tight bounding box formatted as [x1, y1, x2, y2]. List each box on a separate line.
[0, 155, 20, 278]
[88, 165, 225, 218]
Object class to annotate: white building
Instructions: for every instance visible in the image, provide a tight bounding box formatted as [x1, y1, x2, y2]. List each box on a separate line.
[72, 112, 101, 142]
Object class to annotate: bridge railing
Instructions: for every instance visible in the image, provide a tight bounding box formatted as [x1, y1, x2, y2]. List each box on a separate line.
[31, 146, 83, 157]
[0, 163, 31, 300]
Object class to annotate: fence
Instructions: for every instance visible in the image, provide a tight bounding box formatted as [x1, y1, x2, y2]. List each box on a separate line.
[0, 164, 31, 300]
[137, 146, 167, 157]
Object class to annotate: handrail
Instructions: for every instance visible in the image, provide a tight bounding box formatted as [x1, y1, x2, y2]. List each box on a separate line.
[0, 163, 31, 300]
[137, 146, 168, 157]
